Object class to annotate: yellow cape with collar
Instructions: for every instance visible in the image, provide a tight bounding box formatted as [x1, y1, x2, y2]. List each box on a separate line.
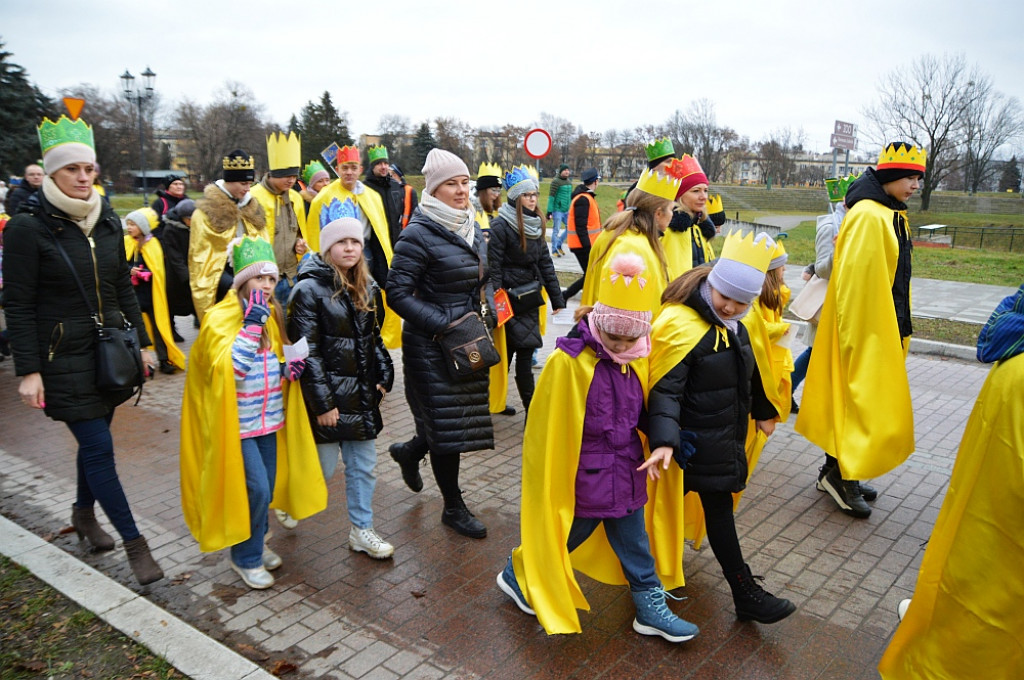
[179, 295, 327, 553]
[249, 183, 307, 258]
[580, 230, 668, 313]
[123, 235, 185, 370]
[879, 355, 1024, 680]
[306, 179, 401, 349]
[513, 340, 686, 634]
[795, 199, 914, 480]
[662, 223, 716, 280]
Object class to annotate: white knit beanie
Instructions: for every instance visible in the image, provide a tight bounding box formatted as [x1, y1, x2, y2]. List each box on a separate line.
[422, 148, 470, 196]
[319, 217, 364, 258]
[43, 143, 96, 175]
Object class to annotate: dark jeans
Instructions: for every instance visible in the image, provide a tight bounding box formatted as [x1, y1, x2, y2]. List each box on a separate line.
[791, 346, 812, 392]
[69, 414, 140, 542]
[506, 341, 535, 412]
[566, 509, 660, 592]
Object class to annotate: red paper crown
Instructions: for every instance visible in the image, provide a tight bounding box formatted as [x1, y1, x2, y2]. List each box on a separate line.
[337, 145, 360, 164]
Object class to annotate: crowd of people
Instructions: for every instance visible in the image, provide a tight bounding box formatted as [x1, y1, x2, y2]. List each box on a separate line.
[5, 111, 1019, 673]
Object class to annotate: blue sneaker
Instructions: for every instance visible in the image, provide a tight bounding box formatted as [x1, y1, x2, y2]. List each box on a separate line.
[631, 588, 699, 642]
[496, 557, 535, 616]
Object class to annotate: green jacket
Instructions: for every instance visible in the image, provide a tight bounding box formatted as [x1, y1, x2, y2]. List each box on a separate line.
[547, 176, 572, 214]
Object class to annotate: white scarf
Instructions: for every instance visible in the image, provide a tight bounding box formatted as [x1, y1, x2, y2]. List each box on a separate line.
[41, 176, 103, 237]
[419, 192, 476, 247]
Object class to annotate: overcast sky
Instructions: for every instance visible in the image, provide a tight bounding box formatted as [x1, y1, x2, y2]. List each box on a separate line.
[4, 0, 1023, 158]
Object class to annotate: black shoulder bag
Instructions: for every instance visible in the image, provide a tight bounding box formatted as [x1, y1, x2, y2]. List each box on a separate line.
[434, 257, 501, 379]
[49, 229, 145, 406]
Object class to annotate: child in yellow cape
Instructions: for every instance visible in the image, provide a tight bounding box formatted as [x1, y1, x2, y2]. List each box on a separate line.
[496, 252, 699, 643]
[123, 208, 185, 374]
[180, 236, 326, 590]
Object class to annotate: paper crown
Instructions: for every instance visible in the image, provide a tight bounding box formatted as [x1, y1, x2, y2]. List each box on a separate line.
[478, 162, 502, 179]
[302, 160, 327, 186]
[503, 165, 538, 191]
[876, 142, 927, 173]
[230, 236, 275, 272]
[706, 194, 724, 215]
[337, 145, 360, 165]
[266, 132, 301, 172]
[367, 145, 389, 164]
[635, 167, 681, 201]
[597, 251, 660, 313]
[223, 152, 255, 171]
[662, 155, 708, 196]
[38, 115, 95, 156]
[825, 174, 860, 202]
[718, 230, 773, 274]
[320, 197, 362, 228]
[645, 137, 675, 162]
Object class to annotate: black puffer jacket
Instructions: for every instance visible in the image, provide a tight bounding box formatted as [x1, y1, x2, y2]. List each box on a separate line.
[487, 213, 565, 349]
[3, 192, 151, 422]
[363, 171, 405, 248]
[158, 215, 194, 316]
[647, 279, 774, 493]
[385, 209, 494, 455]
[287, 255, 394, 443]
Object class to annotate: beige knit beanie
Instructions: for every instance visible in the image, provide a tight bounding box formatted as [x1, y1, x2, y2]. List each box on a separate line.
[422, 148, 470, 196]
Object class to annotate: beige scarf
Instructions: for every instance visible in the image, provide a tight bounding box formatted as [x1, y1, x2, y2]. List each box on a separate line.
[42, 176, 103, 237]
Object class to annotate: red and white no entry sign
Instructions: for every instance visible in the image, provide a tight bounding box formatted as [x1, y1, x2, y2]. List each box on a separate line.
[523, 128, 552, 159]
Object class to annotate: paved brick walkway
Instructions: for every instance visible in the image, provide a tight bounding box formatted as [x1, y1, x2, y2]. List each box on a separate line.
[0, 308, 990, 679]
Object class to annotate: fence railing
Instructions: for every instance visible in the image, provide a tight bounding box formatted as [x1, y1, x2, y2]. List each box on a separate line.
[911, 225, 1024, 253]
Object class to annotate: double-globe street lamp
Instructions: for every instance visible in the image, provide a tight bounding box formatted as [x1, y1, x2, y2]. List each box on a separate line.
[120, 67, 156, 204]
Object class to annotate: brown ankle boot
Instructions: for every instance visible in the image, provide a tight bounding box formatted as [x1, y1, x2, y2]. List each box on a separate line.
[71, 505, 115, 551]
[124, 536, 164, 585]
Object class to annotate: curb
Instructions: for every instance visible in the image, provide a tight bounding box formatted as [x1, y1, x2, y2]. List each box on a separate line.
[0, 514, 276, 680]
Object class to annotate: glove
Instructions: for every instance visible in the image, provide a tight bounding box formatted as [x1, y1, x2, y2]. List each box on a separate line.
[243, 289, 271, 328]
[709, 211, 726, 227]
[667, 210, 693, 233]
[284, 358, 305, 381]
[546, 212, 552, 221]
[673, 430, 698, 470]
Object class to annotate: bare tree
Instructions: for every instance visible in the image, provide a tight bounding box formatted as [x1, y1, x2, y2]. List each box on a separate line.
[961, 85, 1024, 194]
[757, 127, 804, 187]
[433, 116, 475, 163]
[60, 84, 141, 190]
[537, 112, 579, 176]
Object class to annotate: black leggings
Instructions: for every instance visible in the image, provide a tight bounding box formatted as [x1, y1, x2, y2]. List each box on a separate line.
[429, 452, 463, 508]
[697, 490, 745, 575]
[506, 343, 535, 412]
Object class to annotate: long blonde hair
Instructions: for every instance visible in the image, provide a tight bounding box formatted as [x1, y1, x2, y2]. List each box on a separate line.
[593, 188, 670, 284]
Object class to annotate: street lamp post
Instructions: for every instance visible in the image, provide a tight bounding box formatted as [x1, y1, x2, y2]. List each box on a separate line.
[120, 67, 156, 204]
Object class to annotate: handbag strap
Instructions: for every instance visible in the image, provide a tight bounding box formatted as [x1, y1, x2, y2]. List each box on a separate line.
[46, 228, 103, 329]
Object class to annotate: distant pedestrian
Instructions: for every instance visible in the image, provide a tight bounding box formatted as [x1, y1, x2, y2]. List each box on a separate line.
[546, 164, 572, 256]
[562, 168, 601, 300]
[5, 164, 44, 215]
[151, 175, 187, 219]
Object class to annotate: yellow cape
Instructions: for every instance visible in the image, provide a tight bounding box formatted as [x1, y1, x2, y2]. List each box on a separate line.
[488, 324, 511, 413]
[124, 235, 185, 370]
[879, 355, 1024, 679]
[580, 230, 668, 314]
[179, 295, 327, 553]
[513, 341, 685, 634]
[306, 180, 401, 349]
[662, 224, 716, 280]
[795, 199, 914, 480]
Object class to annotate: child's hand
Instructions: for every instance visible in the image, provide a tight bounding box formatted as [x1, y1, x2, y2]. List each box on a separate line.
[673, 430, 698, 470]
[756, 419, 776, 437]
[639, 446, 674, 481]
[243, 289, 270, 327]
[316, 408, 339, 427]
[285, 358, 305, 381]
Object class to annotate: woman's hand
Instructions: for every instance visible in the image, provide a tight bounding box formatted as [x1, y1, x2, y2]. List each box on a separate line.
[756, 419, 776, 437]
[19, 373, 45, 409]
[638, 446, 674, 481]
[316, 408, 339, 427]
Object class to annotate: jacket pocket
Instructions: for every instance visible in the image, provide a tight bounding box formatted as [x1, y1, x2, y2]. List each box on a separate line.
[47, 322, 65, 362]
[574, 452, 615, 512]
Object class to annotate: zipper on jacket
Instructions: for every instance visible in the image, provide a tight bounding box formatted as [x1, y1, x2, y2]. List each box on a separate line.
[47, 322, 65, 362]
[86, 236, 104, 324]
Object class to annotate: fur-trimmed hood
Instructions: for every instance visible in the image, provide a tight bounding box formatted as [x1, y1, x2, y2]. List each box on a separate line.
[195, 183, 267, 234]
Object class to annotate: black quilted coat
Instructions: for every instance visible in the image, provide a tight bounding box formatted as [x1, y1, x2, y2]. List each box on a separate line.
[3, 192, 151, 422]
[385, 210, 494, 455]
[486, 214, 565, 350]
[287, 255, 394, 443]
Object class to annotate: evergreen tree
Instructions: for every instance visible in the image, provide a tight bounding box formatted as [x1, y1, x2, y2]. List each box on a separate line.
[998, 156, 1021, 193]
[293, 91, 353, 168]
[287, 114, 300, 135]
[0, 41, 56, 179]
[408, 122, 436, 175]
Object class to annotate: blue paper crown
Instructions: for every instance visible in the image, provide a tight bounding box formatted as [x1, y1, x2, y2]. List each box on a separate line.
[503, 165, 534, 192]
[320, 197, 362, 228]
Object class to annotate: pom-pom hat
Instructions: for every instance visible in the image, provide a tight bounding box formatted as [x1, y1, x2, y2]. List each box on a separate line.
[591, 252, 657, 338]
[707, 231, 774, 305]
[231, 236, 279, 289]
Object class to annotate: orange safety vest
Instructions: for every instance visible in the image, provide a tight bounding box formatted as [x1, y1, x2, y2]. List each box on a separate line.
[567, 192, 601, 249]
[401, 184, 414, 229]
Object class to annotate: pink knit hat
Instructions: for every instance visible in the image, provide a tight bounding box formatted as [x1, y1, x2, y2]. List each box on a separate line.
[590, 252, 654, 338]
[422, 148, 470, 196]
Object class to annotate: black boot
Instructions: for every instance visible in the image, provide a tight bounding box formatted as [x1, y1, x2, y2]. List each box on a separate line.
[815, 456, 876, 500]
[71, 505, 115, 551]
[726, 564, 796, 624]
[818, 464, 871, 518]
[389, 440, 426, 493]
[441, 498, 487, 539]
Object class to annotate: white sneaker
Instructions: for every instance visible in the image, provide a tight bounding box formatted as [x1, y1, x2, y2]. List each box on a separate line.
[897, 598, 912, 621]
[349, 526, 394, 559]
[230, 561, 275, 589]
[274, 509, 298, 529]
[263, 546, 282, 571]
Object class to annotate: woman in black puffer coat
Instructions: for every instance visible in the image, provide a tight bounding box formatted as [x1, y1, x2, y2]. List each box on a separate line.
[288, 212, 396, 558]
[487, 167, 564, 414]
[385, 148, 494, 539]
[3, 127, 164, 585]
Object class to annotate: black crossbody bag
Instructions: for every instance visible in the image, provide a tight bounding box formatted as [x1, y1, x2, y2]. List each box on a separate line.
[434, 258, 500, 379]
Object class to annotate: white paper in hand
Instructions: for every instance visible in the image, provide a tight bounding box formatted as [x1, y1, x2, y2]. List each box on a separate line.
[285, 337, 309, 362]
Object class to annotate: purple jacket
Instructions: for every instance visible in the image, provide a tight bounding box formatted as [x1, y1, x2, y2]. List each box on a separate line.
[556, 320, 647, 518]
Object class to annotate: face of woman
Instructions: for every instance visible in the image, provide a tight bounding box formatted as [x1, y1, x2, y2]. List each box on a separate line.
[596, 327, 642, 354]
[654, 200, 675, 232]
[710, 287, 750, 320]
[168, 179, 186, 197]
[52, 163, 96, 200]
[328, 238, 363, 271]
[223, 181, 251, 200]
[519, 190, 539, 212]
[680, 184, 709, 215]
[433, 176, 471, 210]
[312, 177, 330, 193]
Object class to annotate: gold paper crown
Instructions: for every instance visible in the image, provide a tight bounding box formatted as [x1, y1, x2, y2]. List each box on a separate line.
[876, 142, 927, 173]
[267, 132, 301, 171]
[706, 194, 724, 215]
[718, 230, 773, 274]
[597, 251, 660, 314]
[478, 162, 502, 178]
[223, 154, 255, 171]
[634, 167, 681, 201]
[37, 115, 95, 156]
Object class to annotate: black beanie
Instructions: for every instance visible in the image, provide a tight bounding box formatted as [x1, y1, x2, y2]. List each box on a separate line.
[874, 167, 924, 185]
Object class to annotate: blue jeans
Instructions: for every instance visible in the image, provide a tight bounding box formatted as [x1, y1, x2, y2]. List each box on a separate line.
[231, 433, 277, 569]
[550, 211, 568, 251]
[274, 276, 294, 307]
[68, 415, 140, 541]
[567, 508, 660, 592]
[317, 439, 377, 529]
[791, 346, 812, 392]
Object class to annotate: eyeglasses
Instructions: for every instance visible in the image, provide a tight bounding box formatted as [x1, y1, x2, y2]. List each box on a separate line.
[521, 192, 539, 199]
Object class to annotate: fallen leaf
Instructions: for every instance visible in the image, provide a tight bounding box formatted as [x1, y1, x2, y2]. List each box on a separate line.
[270, 659, 298, 676]
[18, 660, 47, 672]
[59, 525, 77, 536]
[411, 590, 427, 598]
[236, 643, 270, 661]
[170, 572, 193, 585]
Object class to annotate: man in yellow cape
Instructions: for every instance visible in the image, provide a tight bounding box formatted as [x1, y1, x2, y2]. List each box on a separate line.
[305, 145, 400, 348]
[179, 292, 327, 553]
[796, 142, 926, 518]
[879, 287, 1024, 679]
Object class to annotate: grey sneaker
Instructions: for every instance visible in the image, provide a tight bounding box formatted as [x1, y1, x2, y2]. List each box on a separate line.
[631, 588, 699, 642]
[349, 526, 394, 559]
[231, 562, 274, 590]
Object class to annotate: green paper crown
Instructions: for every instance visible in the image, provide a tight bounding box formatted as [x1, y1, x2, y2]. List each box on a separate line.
[302, 160, 327, 185]
[231, 236, 275, 273]
[644, 137, 675, 162]
[38, 115, 95, 156]
[367, 145, 389, 164]
[825, 174, 860, 202]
